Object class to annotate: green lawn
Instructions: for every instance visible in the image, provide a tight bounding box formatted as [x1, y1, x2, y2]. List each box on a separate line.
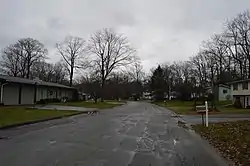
[154, 100, 250, 115]
[217, 107, 250, 114]
[54, 100, 124, 109]
[193, 121, 250, 166]
[154, 101, 201, 115]
[0, 107, 80, 128]
[215, 100, 232, 106]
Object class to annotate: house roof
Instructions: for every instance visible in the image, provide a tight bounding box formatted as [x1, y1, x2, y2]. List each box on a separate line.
[218, 84, 230, 88]
[0, 75, 74, 89]
[205, 84, 230, 89]
[227, 79, 250, 84]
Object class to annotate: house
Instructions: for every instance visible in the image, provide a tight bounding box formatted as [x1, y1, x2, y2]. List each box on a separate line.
[142, 92, 152, 100]
[78, 92, 88, 101]
[229, 79, 250, 108]
[205, 84, 232, 101]
[0, 75, 76, 105]
[164, 91, 178, 100]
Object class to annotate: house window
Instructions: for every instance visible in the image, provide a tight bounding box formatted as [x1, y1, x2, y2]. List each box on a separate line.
[223, 89, 228, 94]
[233, 83, 238, 90]
[243, 82, 248, 90]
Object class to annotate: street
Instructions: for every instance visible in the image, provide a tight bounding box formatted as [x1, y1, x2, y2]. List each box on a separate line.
[0, 102, 229, 166]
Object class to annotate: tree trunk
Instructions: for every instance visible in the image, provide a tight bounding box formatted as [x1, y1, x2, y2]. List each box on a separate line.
[26, 57, 31, 79]
[211, 66, 216, 109]
[69, 66, 74, 87]
[248, 58, 250, 78]
[240, 63, 243, 79]
[100, 79, 105, 102]
[26, 68, 30, 79]
[94, 93, 98, 103]
[167, 84, 170, 100]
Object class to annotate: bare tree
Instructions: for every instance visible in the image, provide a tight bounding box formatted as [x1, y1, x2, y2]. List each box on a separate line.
[1, 38, 47, 78]
[31, 61, 53, 81]
[129, 62, 145, 83]
[30, 61, 68, 84]
[87, 28, 136, 101]
[0, 44, 21, 76]
[53, 62, 68, 83]
[19, 38, 48, 78]
[56, 36, 86, 86]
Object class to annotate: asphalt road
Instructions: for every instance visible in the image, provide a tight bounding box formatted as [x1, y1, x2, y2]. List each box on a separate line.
[0, 102, 229, 166]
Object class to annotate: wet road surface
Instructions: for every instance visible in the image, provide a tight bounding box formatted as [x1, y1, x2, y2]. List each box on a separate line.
[0, 102, 229, 166]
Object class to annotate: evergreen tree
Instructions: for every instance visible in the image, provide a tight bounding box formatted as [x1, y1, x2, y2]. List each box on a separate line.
[151, 65, 165, 101]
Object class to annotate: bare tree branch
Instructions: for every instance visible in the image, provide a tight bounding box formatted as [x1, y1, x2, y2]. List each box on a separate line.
[87, 28, 137, 100]
[56, 36, 87, 86]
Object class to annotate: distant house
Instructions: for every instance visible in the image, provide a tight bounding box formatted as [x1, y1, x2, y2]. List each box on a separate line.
[0, 75, 76, 105]
[142, 92, 152, 100]
[164, 91, 178, 100]
[229, 79, 250, 108]
[206, 84, 232, 101]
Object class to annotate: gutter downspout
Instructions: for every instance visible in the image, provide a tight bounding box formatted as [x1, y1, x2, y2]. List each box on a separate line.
[1, 83, 8, 104]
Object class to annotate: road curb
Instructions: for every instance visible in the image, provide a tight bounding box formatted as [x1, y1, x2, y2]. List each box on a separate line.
[152, 103, 191, 128]
[0, 112, 85, 130]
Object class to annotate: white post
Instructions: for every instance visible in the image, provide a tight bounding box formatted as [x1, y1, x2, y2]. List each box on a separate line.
[205, 101, 208, 127]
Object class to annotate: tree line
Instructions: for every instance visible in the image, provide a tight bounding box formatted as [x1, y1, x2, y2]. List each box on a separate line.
[150, 10, 250, 101]
[3, 10, 248, 101]
[0, 28, 143, 100]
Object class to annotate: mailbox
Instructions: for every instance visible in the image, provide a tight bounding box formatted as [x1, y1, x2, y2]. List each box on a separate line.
[195, 101, 209, 127]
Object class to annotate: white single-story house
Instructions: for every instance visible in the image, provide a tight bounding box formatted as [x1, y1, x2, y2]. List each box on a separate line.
[0, 75, 76, 105]
[229, 79, 250, 108]
[205, 84, 232, 101]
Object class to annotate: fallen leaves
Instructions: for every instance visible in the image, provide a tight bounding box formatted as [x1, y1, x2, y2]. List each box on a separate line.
[193, 121, 250, 166]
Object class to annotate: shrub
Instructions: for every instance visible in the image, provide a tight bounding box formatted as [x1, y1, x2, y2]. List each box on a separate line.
[36, 99, 46, 104]
[36, 98, 61, 104]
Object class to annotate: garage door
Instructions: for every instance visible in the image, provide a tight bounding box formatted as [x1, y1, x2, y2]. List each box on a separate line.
[21, 85, 35, 104]
[3, 84, 19, 105]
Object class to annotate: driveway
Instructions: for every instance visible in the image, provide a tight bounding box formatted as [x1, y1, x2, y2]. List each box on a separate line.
[0, 102, 229, 166]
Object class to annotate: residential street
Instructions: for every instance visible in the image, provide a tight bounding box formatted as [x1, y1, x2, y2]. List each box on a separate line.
[0, 102, 229, 166]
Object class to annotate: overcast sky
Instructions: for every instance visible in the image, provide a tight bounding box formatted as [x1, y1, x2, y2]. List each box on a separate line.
[0, 0, 250, 71]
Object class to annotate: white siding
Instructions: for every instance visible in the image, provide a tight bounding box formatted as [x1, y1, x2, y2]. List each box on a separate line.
[231, 82, 250, 96]
[218, 86, 232, 101]
[35, 86, 74, 101]
[36, 87, 49, 101]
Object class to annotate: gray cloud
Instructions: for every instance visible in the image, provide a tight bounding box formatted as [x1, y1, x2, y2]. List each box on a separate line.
[0, 0, 250, 71]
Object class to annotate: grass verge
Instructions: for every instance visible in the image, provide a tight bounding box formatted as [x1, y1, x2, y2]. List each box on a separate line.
[154, 101, 201, 115]
[0, 107, 80, 128]
[193, 121, 250, 166]
[54, 100, 124, 109]
[154, 100, 250, 115]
